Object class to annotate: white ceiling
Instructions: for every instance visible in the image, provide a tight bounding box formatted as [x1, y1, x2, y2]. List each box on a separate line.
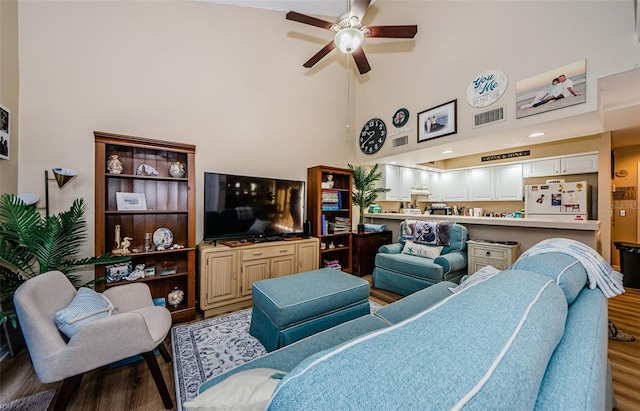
[198, 0, 357, 17]
[201, 0, 640, 164]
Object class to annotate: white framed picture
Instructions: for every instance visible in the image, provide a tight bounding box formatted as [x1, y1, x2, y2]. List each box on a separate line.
[116, 192, 147, 211]
[0, 104, 9, 160]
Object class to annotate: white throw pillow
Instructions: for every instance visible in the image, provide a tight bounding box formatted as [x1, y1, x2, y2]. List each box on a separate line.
[449, 265, 501, 293]
[184, 368, 286, 411]
[401, 241, 443, 259]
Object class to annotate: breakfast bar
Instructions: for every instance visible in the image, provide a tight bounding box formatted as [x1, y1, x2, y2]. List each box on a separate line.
[364, 213, 601, 253]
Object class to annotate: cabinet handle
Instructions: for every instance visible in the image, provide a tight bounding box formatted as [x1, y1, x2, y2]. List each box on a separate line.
[253, 252, 263, 256]
[486, 251, 491, 257]
[279, 249, 288, 253]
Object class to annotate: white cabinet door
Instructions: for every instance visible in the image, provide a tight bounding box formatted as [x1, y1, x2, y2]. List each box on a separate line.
[399, 167, 416, 201]
[378, 165, 399, 201]
[417, 170, 439, 200]
[440, 170, 469, 201]
[525, 159, 561, 177]
[561, 154, 598, 175]
[495, 164, 523, 200]
[470, 168, 494, 200]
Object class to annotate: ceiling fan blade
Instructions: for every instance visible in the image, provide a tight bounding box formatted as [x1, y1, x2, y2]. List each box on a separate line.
[303, 41, 337, 68]
[286, 11, 334, 30]
[352, 48, 371, 75]
[365, 25, 418, 38]
[349, 0, 372, 22]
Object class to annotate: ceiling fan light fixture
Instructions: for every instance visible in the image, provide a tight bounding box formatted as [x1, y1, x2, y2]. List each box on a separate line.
[334, 27, 364, 54]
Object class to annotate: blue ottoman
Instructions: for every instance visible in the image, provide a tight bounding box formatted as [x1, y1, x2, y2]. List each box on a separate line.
[249, 268, 370, 351]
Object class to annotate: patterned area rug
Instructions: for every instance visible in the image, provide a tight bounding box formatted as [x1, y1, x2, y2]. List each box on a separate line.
[0, 389, 55, 411]
[172, 301, 381, 411]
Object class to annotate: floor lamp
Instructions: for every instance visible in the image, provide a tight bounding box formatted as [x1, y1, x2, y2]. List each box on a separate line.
[45, 167, 77, 218]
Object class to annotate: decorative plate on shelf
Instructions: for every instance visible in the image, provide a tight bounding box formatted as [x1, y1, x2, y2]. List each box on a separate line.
[153, 227, 173, 248]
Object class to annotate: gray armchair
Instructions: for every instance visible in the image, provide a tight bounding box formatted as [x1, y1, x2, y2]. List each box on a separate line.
[13, 271, 173, 410]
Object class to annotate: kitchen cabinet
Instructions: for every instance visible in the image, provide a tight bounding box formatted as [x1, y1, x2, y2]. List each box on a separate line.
[417, 170, 440, 201]
[470, 168, 493, 200]
[198, 238, 319, 317]
[440, 170, 470, 201]
[523, 154, 598, 177]
[495, 164, 523, 200]
[377, 165, 417, 202]
[378, 164, 400, 201]
[561, 154, 598, 174]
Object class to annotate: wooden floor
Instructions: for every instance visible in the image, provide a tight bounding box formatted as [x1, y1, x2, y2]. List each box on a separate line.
[0, 286, 638, 410]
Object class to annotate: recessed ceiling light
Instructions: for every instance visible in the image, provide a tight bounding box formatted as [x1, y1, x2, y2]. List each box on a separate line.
[390, 161, 397, 164]
[442, 150, 453, 154]
[528, 132, 545, 138]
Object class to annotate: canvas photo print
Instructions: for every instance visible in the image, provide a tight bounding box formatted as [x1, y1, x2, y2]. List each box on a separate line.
[516, 59, 586, 119]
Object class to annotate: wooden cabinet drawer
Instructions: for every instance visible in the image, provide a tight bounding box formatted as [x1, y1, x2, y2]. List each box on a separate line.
[468, 245, 511, 262]
[242, 244, 296, 261]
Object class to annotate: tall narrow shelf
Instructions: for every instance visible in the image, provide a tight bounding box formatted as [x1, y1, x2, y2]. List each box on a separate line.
[94, 131, 196, 323]
[307, 165, 353, 273]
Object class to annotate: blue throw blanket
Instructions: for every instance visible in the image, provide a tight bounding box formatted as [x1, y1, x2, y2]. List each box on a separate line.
[518, 238, 624, 298]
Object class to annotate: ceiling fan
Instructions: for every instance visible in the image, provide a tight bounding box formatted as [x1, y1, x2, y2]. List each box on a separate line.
[286, 0, 417, 75]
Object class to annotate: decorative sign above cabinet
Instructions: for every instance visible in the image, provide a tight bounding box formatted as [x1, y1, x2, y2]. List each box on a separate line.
[482, 150, 530, 162]
[466, 69, 508, 108]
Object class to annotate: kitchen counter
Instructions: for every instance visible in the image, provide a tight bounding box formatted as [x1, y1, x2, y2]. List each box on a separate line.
[364, 213, 601, 254]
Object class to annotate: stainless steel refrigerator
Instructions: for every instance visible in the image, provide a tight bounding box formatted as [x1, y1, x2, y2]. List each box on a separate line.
[524, 180, 589, 220]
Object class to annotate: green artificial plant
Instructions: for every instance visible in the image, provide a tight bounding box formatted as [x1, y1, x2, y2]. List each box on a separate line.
[0, 193, 129, 327]
[348, 163, 391, 227]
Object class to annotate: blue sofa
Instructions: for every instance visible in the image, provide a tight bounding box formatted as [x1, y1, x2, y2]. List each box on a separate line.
[193, 248, 615, 410]
[373, 220, 468, 296]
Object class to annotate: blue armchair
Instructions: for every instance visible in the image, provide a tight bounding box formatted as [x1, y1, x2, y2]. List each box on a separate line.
[372, 220, 468, 296]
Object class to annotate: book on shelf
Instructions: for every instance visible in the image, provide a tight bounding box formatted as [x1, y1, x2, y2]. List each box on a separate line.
[323, 259, 342, 270]
[321, 189, 342, 211]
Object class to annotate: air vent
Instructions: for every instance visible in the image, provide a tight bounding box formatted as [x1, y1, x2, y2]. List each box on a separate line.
[473, 106, 505, 128]
[392, 135, 409, 148]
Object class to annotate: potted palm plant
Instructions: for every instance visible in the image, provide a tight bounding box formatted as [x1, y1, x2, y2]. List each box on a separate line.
[349, 164, 390, 233]
[0, 193, 129, 354]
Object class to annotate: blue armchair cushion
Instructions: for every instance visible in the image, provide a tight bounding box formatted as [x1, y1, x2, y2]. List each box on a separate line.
[55, 287, 117, 338]
[509, 253, 587, 305]
[401, 241, 443, 259]
[375, 253, 444, 282]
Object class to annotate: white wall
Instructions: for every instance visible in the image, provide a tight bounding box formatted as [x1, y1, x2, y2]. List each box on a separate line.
[354, 1, 640, 163]
[17, 1, 357, 248]
[14, 0, 640, 263]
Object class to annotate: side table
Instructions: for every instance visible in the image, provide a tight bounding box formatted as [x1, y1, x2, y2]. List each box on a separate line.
[352, 231, 393, 277]
[467, 240, 520, 273]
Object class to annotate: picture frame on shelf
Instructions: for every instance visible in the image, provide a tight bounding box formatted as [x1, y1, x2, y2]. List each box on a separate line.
[106, 262, 132, 283]
[116, 192, 147, 211]
[417, 99, 457, 143]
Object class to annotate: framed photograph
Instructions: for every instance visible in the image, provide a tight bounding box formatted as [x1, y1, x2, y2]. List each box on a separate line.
[116, 192, 147, 211]
[417, 100, 457, 143]
[0, 104, 9, 160]
[515, 59, 586, 119]
[106, 262, 132, 283]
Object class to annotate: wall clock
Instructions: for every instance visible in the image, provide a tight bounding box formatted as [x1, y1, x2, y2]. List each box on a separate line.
[359, 118, 387, 155]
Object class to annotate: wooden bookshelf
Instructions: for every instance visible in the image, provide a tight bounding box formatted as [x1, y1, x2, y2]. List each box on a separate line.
[94, 131, 196, 323]
[307, 165, 353, 273]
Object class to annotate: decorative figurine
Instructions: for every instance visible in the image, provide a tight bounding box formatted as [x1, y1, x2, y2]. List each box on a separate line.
[124, 264, 146, 281]
[113, 224, 122, 252]
[144, 232, 153, 252]
[120, 237, 132, 255]
[321, 174, 335, 189]
[136, 163, 160, 176]
[107, 154, 124, 174]
[167, 287, 184, 308]
[169, 161, 186, 178]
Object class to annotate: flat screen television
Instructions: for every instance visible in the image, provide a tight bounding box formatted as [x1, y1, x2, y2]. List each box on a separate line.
[204, 172, 305, 241]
